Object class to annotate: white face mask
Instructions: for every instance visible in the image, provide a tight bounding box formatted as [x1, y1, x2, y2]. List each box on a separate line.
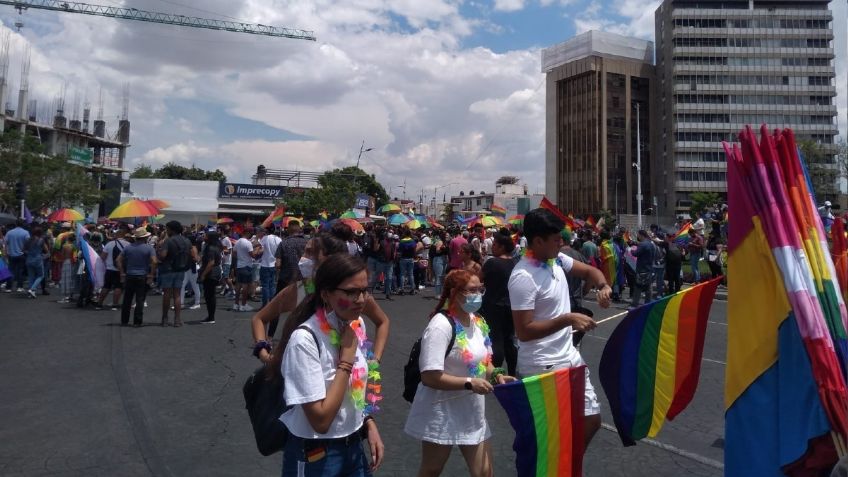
[298, 257, 315, 279]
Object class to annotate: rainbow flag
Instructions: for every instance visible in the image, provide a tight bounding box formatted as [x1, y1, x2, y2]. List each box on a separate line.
[585, 215, 596, 229]
[0, 256, 11, 281]
[672, 222, 691, 246]
[539, 197, 576, 232]
[831, 218, 848, 305]
[493, 366, 585, 477]
[262, 205, 286, 229]
[599, 240, 621, 289]
[599, 277, 722, 445]
[622, 231, 632, 243]
[491, 203, 507, 216]
[724, 126, 848, 475]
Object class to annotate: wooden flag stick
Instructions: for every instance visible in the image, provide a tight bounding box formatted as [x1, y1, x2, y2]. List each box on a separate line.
[432, 392, 474, 404]
[594, 310, 629, 325]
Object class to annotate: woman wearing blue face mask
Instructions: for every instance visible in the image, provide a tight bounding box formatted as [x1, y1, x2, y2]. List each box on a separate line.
[405, 269, 516, 477]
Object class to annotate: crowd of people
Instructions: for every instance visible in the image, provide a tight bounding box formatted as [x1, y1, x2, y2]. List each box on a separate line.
[0, 205, 729, 476]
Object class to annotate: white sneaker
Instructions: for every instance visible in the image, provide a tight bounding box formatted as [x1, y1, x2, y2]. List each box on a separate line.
[232, 304, 241, 311]
[16, 288, 24, 293]
[189, 304, 201, 310]
[240, 304, 254, 312]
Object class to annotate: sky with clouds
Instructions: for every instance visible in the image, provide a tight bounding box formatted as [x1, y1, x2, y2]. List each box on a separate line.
[0, 0, 845, 204]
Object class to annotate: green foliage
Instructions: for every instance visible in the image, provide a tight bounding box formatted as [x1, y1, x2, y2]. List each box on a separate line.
[283, 166, 388, 217]
[799, 140, 838, 202]
[599, 209, 616, 231]
[130, 162, 227, 182]
[0, 131, 103, 213]
[442, 202, 455, 221]
[689, 192, 721, 217]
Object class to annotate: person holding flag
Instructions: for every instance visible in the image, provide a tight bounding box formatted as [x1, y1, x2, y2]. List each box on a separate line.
[507, 208, 613, 450]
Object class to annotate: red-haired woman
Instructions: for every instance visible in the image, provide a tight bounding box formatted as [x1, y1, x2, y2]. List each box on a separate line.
[404, 269, 515, 477]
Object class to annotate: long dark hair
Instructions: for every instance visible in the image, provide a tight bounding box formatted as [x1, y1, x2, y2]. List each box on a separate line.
[270, 253, 366, 376]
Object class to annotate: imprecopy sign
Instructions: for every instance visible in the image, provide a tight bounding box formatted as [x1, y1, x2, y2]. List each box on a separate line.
[218, 182, 286, 200]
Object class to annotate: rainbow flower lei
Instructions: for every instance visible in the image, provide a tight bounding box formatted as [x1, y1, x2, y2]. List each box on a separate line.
[452, 313, 493, 378]
[315, 307, 382, 415]
[521, 248, 562, 269]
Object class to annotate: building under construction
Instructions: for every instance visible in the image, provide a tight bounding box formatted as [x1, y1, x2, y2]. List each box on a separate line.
[0, 31, 129, 215]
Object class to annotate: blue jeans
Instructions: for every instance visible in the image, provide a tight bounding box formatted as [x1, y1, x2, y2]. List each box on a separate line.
[399, 258, 415, 292]
[653, 265, 665, 296]
[432, 255, 446, 296]
[26, 259, 44, 291]
[282, 434, 371, 477]
[366, 257, 380, 291]
[378, 260, 393, 297]
[689, 252, 702, 283]
[260, 266, 276, 307]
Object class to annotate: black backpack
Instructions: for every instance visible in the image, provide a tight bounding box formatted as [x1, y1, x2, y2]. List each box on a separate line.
[403, 314, 456, 403]
[243, 326, 320, 456]
[111, 239, 124, 268]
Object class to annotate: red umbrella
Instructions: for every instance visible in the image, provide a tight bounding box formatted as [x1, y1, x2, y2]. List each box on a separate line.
[338, 218, 364, 233]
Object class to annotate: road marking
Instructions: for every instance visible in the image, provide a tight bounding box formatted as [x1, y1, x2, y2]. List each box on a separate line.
[600, 423, 724, 470]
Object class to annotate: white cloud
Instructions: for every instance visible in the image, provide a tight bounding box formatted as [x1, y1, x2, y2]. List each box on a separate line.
[494, 0, 527, 12]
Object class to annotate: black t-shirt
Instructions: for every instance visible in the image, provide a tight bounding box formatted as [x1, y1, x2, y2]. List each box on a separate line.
[201, 244, 222, 280]
[482, 256, 517, 308]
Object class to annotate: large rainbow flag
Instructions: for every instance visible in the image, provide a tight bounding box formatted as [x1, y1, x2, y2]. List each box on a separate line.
[724, 125, 848, 476]
[261, 205, 286, 229]
[491, 203, 507, 216]
[599, 239, 622, 290]
[493, 366, 585, 477]
[598, 277, 722, 445]
[831, 218, 848, 305]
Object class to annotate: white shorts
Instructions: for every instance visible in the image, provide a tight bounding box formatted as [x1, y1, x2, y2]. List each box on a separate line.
[518, 363, 601, 416]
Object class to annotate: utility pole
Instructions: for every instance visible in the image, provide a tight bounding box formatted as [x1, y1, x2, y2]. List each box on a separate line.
[352, 140, 373, 194]
[635, 102, 643, 230]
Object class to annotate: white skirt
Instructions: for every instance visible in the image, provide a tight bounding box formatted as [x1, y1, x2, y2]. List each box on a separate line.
[403, 383, 491, 446]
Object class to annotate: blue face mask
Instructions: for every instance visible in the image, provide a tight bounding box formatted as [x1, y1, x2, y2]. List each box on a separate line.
[461, 293, 483, 314]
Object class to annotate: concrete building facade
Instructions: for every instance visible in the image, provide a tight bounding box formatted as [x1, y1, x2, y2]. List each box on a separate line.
[544, 31, 656, 217]
[655, 0, 838, 215]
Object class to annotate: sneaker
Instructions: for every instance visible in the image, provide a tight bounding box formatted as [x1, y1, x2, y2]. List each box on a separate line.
[111, 306, 119, 311]
[240, 304, 255, 312]
[16, 288, 24, 293]
[57, 298, 69, 304]
[26, 289, 37, 299]
[232, 304, 241, 311]
[2, 287, 11, 293]
[189, 304, 201, 310]
[201, 318, 215, 324]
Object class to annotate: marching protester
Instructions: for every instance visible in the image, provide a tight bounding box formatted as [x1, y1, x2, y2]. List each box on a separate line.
[686, 226, 705, 283]
[508, 208, 611, 451]
[4, 219, 30, 292]
[158, 220, 191, 327]
[664, 233, 684, 295]
[178, 232, 202, 311]
[256, 226, 281, 310]
[97, 224, 130, 310]
[117, 228, 157, 327]
[430, 231, 448, 298]
[460, 243, 482, 278]
[405, 269, 516, 477]
[276, 253, 385, 476]
[198, 231, 222, 324]
[58, 230, 77, 303]
[480, 230, 518, 376]
[233, 230, 256, 313]
[23, 225, 49, 299]
[631, 230, 657, 308]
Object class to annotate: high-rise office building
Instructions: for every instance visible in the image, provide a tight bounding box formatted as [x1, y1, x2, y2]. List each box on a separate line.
[544, 31, 655, 216]
[655, 0, 838, 216]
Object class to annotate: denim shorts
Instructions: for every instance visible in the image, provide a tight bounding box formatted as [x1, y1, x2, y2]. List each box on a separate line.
[236, 267, 253, 284]
[159, 271, 185, 290]
[282, 432, 371, 477]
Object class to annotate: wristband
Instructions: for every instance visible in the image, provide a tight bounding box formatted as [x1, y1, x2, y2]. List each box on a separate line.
[489, 367, 506, 385]
[252, 340, 272, 358]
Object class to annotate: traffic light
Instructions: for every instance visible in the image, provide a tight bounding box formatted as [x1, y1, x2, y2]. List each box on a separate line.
[14, 181, 26, 201]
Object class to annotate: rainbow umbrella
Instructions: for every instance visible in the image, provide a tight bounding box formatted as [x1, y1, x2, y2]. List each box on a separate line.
[337, 218, 364, 232]
[47, 208, 84, 223]
[407, 219, 427, 229]
[389, 213, 410, 226]
[468, 215, 504, 228]
[145, 199, 170, 210]
[309, 220, 320, 228]
[340, 210, 358, 219]
[378, 204, 402, 214]
[108, 199, 160, 219]
[507, 214, 524, 226]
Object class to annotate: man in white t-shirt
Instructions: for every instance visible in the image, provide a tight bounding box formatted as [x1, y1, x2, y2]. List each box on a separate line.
[508, 207, 612, 451]
[218, 232, 234, 297]
[256, 227, 282, 309]
[97, 225, 130, 310]
[233, 234, 255, 311]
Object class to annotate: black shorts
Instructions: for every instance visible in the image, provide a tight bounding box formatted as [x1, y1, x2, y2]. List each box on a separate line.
[103, 270, 123, 290]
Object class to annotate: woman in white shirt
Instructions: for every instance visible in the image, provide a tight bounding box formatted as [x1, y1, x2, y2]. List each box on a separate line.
[279, 253, 385, 476]
[404, 269, 515, 477]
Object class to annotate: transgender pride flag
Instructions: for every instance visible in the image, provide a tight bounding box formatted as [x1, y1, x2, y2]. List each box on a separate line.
[75, 224, 105, 289]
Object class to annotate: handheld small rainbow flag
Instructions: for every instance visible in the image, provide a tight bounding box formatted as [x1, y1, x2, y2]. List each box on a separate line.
[586, 215, 597, 230]
[672, 222, 692, 246]
[493, 366, 585, 477]
[599, 277, 722, 445]
[491, 203, 507, 216]
[599, 240, 622, 290]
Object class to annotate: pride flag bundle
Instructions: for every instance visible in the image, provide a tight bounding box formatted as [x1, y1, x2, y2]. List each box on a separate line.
[724, 125, 848, 476]
[598, 277, 722, 445]
[493, 366, 585, 477]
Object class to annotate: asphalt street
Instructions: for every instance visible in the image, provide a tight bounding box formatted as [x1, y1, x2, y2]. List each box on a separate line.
[0, 287, 727, 476]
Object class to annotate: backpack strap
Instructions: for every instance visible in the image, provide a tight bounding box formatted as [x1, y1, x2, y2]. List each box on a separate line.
[442, 314, 456, 358]
[295, 325, 321, 357]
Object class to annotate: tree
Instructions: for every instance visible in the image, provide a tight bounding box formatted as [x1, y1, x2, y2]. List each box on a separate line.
[442, 202, 455, 222]
[689, 192, 721, 218]
[799, 140, 838, 203]
[130, 162, 227, 182]
[282, 166, 388, 217]
[0, 131, 103, 213]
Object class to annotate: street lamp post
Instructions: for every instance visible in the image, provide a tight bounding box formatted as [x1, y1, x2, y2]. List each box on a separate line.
[434, 182, 458, 218]
[634, 102, 643, 230]
[352, 140, 374, 193]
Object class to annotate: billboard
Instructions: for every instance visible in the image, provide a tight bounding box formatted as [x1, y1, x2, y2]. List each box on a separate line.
[218, 182, 286, 200]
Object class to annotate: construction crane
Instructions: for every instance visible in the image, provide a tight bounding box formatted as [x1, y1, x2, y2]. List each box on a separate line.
[0, 0, 316, 40]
